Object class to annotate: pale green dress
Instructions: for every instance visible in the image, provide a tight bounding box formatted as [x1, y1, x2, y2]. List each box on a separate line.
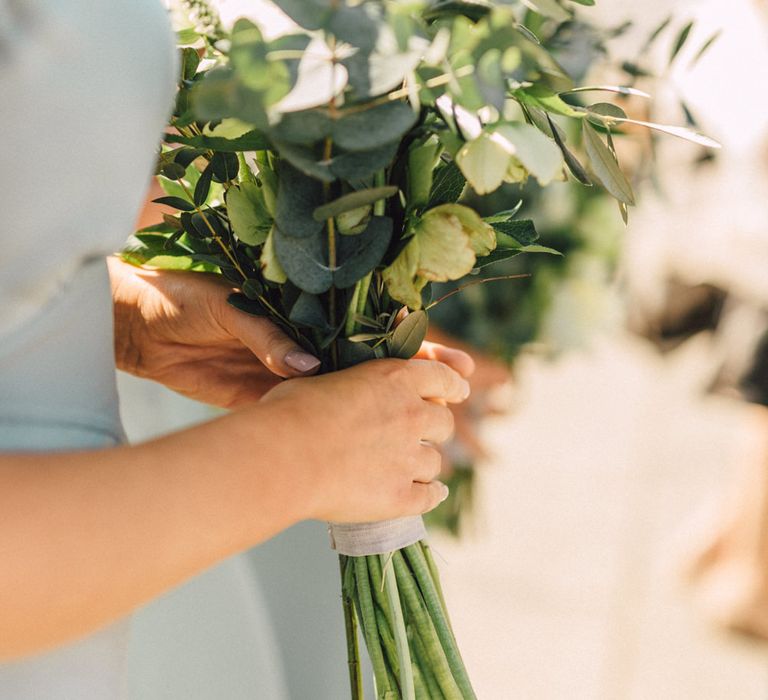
[0, 1, 175, 696]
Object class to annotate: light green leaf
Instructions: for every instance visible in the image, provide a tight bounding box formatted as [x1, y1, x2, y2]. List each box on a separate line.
[312, 186, 398, 222]
[226, 182, 271, 246]
[494, 122, 564, 185]
[261, 228, 288, 283]
[522, 0, 570, 22]
[383, 239, 423, 309]
[456, 132, 512, 195]
[582, 121, 635, 205]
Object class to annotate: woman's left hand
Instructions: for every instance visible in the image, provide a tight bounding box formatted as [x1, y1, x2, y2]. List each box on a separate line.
[109, 256, 324, 408]
[109, 257, 475, 409]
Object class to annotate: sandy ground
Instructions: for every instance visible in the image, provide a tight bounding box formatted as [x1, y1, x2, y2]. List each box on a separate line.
[432, 334, 768, 700]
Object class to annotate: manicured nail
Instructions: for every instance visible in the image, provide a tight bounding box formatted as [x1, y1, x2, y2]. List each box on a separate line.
[284, 350, 321, 373]
[460, 380, 471, 400]
[439, 484, 450, 502]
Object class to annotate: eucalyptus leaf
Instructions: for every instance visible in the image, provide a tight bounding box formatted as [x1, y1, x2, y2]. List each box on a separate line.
[276, 162, 325, 238]
[273, 226, 331, 293]
[335, 216, 394, 288]
[332, 102, 417, 152]
[289, 292, 329, 329]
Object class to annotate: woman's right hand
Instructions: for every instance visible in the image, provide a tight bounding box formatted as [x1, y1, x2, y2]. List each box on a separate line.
[256, 358, 471, 524]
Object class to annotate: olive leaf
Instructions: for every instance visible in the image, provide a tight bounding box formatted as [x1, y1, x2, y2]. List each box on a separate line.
[582, 121, 635, 206]
[389, 310, 428, 359]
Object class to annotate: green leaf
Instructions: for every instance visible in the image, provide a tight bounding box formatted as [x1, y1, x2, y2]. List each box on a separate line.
[582, 121, 635, 205]
[273, 226, 331, 294]
[275, 162, 325, 238]
[228, 292, 269, 317]
[568, 0, 595, 5]
[270, 0, 330, 30]
[289, 292, 329, 329]
[544, 113, 591, 185]
[211, 152, 239, 183]
[335, 216, 394, 288]
[689, 30, 721, 68]
[337, 339, 377, 367]
[492, 219, 538, 246]
[241, 279, 264, 300]
[165, 130, 271, 152]
[427, 162, 466, 208]
[261, 227, 288, 283]
[330, 141, 400, 181]
[193, 163, 214, 207]
[389, 311, 428, 359]
[226, 182, 271, 246]
[588, 112, 721, 148]
[493, 122, 564, 185]
[152, 196, 194, 211]
[456, 132, 511, 195]
[332, 101, 417, 152]
[561, 85, 650, 98]
[515, 86, 586, 118]
[522, 0, 570, 22]
[669, 21, 694, 66]
[313, 186, 398, 222]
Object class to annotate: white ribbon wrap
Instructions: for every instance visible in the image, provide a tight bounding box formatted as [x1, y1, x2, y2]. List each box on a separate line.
[328, 516, 427, 556]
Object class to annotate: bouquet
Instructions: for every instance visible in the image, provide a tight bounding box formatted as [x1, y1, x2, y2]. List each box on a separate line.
[127, 1, 719, 697]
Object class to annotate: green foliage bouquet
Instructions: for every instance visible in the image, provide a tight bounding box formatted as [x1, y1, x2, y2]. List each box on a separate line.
[127, 1, 719, 697]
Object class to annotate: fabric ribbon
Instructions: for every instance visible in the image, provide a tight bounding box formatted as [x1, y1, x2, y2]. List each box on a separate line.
[328, 516, 427, 556]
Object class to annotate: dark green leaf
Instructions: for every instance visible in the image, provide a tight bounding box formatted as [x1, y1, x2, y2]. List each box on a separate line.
[270, 0, 330, 30]
[427, 162, 466, 208]
[492, 219, 539, 247]
[313, 186, 398, 222]
[669, 21, 694, 66]
[275, 162, 325, 238]
[165, 130, 271, 152]
[332, 101, 417, 152]
[153, 196, 194, 211]
[211, 152, 239, 183]
[329, 141, 399, 180]
[272, 140, 335, 182]
[228, 292, 269, 316]
[289, 292, 329, 329]
[334, 215, 393, 288]
[241, 279, 263, 300]
[337, 338, 377, 367]
[160, 161, 186, 180]
[389, 310, 428, 359]
[545, 113, 591, 185]
[273, 226, 331, 293]
[194, 163, 214, 207]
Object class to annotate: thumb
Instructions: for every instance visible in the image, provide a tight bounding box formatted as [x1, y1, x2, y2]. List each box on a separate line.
[224, 310, 321, 378]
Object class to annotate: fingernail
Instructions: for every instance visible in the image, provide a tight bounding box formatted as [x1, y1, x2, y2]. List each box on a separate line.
[439, 484, 450, 502]
[460, 380, 471, 400]
[284, 350, 321, 373]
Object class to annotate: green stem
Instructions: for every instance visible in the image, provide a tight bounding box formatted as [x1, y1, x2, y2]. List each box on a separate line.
[410, 624, 445, 700]
[421, 543, 451, 633]
[391, 552, 462, 700]
[354, 558, 393, 697]
[346, 282, 362, 337]
[381, 553, 415, 700]
[340, 556, 364, 700]
[404, 544, 475, 698]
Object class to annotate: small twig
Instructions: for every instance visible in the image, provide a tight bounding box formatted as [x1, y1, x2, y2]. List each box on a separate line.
[426, 274, 531, 310]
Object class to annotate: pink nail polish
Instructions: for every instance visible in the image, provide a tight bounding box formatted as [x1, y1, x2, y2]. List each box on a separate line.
[284, 350, 321, 373]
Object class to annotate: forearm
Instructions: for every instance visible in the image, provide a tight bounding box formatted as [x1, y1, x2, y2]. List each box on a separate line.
[0, 409, 304, 660]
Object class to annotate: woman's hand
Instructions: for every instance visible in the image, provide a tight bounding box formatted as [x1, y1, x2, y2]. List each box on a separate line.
[109, 256, 322, 408]
[257, 358, 471, 523]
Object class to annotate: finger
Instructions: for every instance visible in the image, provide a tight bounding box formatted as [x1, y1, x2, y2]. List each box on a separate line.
[406, 359, 471, 404]
[223, 310, 320, 378]
[415, 341, 476, 379]
[405, 480, 450, 515]
[418, 403, 455, 445]
[412, 444, 444, 483]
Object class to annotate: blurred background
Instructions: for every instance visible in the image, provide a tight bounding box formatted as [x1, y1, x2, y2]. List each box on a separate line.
[125, 0, 768, 698]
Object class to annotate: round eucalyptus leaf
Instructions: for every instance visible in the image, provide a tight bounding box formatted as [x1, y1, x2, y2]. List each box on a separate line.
[273, 226, 332, 294]
[276, 162, 326, 238]
[334, 215, 393, 288]
[332, 101, 418, 152]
